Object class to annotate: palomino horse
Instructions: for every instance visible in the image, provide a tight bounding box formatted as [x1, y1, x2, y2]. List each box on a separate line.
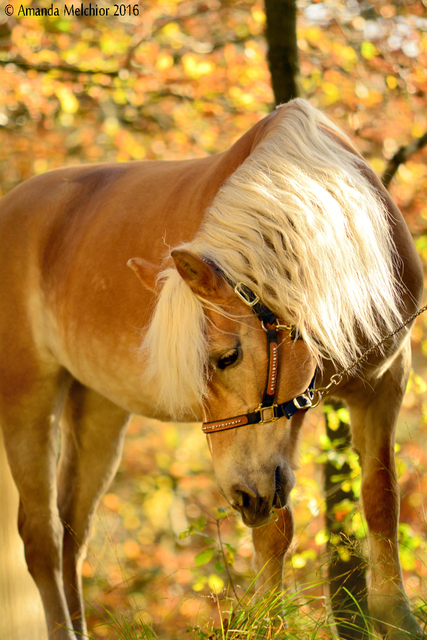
[0, 99, 424, 639]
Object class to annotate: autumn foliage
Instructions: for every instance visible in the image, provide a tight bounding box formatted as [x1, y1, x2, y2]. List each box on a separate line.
[1, 0, 427, 638]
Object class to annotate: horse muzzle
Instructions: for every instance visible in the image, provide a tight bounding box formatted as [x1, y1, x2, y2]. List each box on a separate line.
[229, 465, 296, 528]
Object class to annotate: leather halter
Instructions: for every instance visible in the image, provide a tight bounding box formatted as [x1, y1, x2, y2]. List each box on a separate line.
[201, 268, 317, 435]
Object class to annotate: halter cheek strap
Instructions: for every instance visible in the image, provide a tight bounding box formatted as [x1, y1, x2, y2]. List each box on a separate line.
[201, 267, 318, 435]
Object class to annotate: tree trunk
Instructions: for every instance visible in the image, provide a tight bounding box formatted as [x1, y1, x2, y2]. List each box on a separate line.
[324, 401, 369, 640]
[264, 0, 300, 106]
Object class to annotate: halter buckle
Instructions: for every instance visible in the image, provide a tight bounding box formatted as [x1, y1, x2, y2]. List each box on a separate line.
[293, 390, 314, 410]
[257, 404, 279, 424]
[234, 282, 260, 307]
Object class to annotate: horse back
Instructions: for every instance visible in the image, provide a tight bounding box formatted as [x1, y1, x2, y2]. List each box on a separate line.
[0, 111, 278, 415]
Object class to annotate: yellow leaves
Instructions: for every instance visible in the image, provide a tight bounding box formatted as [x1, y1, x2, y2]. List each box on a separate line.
[398, 163, 416, 184]
[156, 474, 174, 490]
[318, 70, 358, 108]
[323, 405, 350, 431]
[3, 4, 427, 631]
[183, 54, 214, 79]
[407, 371, 427, 396]
[155, 54, 174, 71]
[291, 548, 316, 569]
[191, 573, 224, 594]
[412, 121, 427, 138]
[387, 75, 398, 89]
[100, 35, 128, 56]
[192, 576, 206, 592]
[229, 86, 255, 108]
[115, 130, 146, 160]
[321, 82, 340, 106]
[34, 49, 59, 65]
[289, 554, 307, 572]
[161, 22, 185, 50]
[33, 158, 49, 175]
[120, 502, 142, 532]
[339, 45, 357, 71]
[400, 547, 416, 571]
[163, 424, 179, 449]
[123, 514, 141, 531]
[208, 574, 224, 594]
[144, 487, 174, 527]
[314, 529, 329, 546]
[55, 86, 79, 113]
[361, 41, 379, 60]
[409, 492, 424, 509]
[113, 88, 127, 105]
[198, 128, 218, 151]
[103, 116, 120, 136]
[305, 26, 322, 45]
[155, 452, 173, 471]
[336, 545, 351, 562]
[251, 8, 265, 24]
[350, 512, 366, 538]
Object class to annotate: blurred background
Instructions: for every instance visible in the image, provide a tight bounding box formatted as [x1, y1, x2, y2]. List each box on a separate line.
[1, 0, 427, 638]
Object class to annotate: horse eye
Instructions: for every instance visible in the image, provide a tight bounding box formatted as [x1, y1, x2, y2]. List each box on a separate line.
[217, 349, 239, 370]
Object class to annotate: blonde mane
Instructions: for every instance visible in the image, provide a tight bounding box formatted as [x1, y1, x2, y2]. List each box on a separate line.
[143, 99, 403, 419]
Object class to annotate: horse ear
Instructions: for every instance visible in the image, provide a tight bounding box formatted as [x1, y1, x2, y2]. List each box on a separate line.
[127, 258, 162, 292]
[171, 250, 229, 300]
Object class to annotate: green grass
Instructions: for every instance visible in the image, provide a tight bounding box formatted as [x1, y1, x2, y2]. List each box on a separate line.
[82, 561, 427, 640]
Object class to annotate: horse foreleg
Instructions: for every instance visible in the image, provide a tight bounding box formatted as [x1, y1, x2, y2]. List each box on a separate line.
[0, 368, 76, 640]
[0, 428, 47, 640]
[252, 505, 294, 597]
[57, 382, 130, 635]
[347, 343, 423, 639]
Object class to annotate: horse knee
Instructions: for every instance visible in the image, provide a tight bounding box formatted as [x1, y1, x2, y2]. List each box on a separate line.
[18, 505, 64, 580]
[362, 477, 399, 540]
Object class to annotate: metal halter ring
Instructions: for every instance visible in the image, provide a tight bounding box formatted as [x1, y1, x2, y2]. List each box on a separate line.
[261, 320, 294, 333]
[309, 373, 343, 408]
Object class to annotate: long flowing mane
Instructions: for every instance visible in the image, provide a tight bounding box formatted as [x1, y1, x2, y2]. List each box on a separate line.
[143, 99, 403, 418]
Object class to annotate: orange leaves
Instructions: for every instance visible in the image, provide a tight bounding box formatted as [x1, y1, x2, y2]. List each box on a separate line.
[103, 493, 121, 511]
[2, 3, 427, 633]
[0, 0, 276, 195]
[123, 539, 141, 560]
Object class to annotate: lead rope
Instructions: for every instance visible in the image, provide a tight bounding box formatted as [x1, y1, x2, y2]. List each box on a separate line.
[311, 302, 427, 407]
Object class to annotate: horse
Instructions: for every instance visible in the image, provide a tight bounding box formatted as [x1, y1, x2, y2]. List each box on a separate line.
[0, 98, 424, 640]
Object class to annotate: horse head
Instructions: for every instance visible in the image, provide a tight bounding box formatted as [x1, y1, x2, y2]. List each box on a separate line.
[130, 250, 317, 527]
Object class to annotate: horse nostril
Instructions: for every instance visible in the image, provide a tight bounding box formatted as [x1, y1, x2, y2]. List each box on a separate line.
[273, 466, 295, 508]
[231, 485, 271, 525]
[231, 485, 257, 508]
[274, 466, 282, 494]
[241, 491, 252, 510]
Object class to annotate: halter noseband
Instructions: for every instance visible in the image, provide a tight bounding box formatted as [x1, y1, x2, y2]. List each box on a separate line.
[201, 267, 317, 435]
